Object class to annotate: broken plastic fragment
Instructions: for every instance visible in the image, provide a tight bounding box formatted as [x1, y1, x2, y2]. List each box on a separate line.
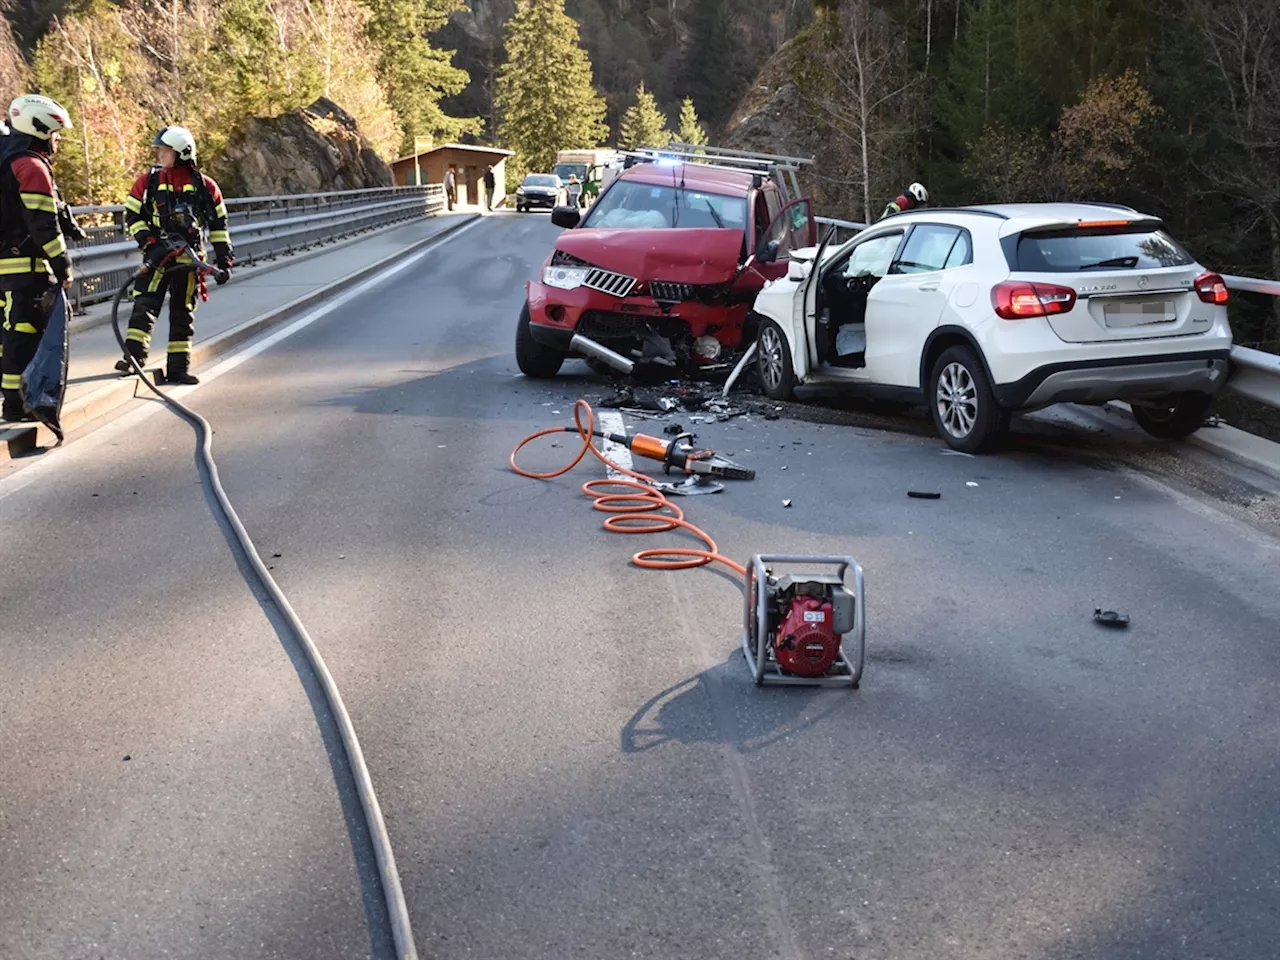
[782, 498, 793, 508]
[907, 491, 941, 499]
[1093, 609, 1130, 628]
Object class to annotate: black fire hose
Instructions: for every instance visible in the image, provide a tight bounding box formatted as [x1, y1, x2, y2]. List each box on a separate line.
[110, 261, 420, 960]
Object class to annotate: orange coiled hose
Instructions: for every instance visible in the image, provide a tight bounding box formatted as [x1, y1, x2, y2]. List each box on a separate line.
[509, 399, 747, 577]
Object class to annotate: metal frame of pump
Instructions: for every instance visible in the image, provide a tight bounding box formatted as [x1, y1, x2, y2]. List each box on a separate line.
[742, 554, 866, 688]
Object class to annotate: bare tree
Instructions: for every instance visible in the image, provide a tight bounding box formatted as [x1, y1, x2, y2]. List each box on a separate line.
[806, 0, 920, 221]
[1197, 0, 1280, 288]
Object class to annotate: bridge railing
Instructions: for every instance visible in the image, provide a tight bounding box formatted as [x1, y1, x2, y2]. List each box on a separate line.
[1222, 276, 1280, 410]
[66, 184, 446, 309]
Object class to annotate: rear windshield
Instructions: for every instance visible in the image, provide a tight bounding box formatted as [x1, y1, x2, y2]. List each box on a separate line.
[524, 175, 558, 187]
[1014, 228, 1194, 273]
[582, 180, 747, 230]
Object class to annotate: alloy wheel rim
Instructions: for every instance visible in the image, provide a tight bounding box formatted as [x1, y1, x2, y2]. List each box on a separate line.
[760, 327, 785, 390]
[937, 362, 978, 438]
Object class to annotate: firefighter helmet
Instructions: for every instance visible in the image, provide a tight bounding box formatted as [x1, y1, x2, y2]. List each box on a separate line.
[8, 95, 72, 140]
[152, 126, 197, 163]
[907, 182, 929, 203]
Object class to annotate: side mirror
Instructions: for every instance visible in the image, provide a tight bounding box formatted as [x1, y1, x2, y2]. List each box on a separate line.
[756, 238, 780, 264]
[551, 206, 581, 229]
[787, 259, 807, 281]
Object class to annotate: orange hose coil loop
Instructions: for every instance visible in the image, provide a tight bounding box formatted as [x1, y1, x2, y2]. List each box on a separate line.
[510, 399, 747, 577]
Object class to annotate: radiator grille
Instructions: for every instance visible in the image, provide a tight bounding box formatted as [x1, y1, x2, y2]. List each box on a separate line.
[583, 268, 636, 298]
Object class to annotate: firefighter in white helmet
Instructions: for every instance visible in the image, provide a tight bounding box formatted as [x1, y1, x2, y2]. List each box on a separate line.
[115, 125, 233, 385]
[0, 95, 74, 422]
[880, 182, 929, 220]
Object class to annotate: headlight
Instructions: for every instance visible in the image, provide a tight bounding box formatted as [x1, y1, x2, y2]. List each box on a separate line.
[516, 187, 526, 195]
[543, 265, 589, 290]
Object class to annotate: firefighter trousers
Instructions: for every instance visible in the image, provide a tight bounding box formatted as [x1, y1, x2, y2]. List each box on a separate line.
[125, 265, 199, 373]
[1, 275, 52, 415]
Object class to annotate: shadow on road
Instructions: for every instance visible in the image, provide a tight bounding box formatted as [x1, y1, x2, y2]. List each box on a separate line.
[621, 651, 847, 755]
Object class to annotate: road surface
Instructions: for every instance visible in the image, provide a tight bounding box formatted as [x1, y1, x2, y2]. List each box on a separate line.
[2, 212, 1279, 960]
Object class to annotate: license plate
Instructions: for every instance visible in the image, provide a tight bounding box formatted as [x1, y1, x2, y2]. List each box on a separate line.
[1103, 300, 1176, 327]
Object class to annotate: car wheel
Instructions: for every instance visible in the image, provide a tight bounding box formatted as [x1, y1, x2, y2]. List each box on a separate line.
[1131, 392, 1214, 440]
[515, 302, 565, 378]
[756, 319, 795, 401]
[929, 345, 1009, 453]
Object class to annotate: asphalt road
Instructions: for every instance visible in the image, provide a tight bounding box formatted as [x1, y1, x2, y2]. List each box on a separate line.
[2, 212, 1279, 960]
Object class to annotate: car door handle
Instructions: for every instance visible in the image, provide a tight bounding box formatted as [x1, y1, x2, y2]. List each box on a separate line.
[918, 281, 940, 292]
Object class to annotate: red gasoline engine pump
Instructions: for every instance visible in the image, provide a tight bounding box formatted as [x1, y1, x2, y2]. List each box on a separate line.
[742, 555, 865, 688]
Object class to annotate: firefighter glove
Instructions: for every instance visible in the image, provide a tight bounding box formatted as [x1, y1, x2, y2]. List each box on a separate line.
[58, 203, 87, 242]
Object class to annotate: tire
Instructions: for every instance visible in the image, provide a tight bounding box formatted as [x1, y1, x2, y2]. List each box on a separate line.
[515, 302, 565, 378]
[1131, 392, 1214, 440]
[929, 345, 1009, 453]
[756, 319, 795, 401]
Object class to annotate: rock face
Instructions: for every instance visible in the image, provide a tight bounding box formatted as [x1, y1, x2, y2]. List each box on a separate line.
[721, 33, 859, 218]
[218, 97, 393, 197]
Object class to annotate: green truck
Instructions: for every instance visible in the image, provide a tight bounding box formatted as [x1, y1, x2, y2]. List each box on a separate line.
[553, 149, 624, 205]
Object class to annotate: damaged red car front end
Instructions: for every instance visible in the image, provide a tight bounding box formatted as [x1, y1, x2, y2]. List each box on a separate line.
[517, 161, 815, 377]
[531, 226, 751, 365]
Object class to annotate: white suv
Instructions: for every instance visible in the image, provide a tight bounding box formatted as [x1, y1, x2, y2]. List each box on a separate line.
[749, 203, 1233, 452]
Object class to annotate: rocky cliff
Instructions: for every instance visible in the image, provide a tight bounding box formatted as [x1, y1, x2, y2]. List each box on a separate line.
[720, 32, 854, 217]
[217, 97, 393, 197]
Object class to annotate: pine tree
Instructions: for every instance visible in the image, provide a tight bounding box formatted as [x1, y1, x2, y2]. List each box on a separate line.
[676, 96, 708, 146]
[618, 82, 670, 149]
[364, 0, 480, 151]
[496, 0, 608, 173]
[682, 0, 748, 132]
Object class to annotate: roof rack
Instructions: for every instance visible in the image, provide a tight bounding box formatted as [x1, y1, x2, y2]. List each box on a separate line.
[625, 142, 815, 204]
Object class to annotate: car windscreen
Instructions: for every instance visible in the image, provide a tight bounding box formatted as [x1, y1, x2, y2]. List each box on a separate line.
[582, 180, 747, 230]
[554, 163, 588, 181]
[1014, 226, 1194, 272]
[523, 175, 558, 187]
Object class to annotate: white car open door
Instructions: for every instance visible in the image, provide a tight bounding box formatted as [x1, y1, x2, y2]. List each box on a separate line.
[796, 225, 838, 378]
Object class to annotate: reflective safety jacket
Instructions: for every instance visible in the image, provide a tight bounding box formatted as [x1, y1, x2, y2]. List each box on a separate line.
[123, 164, 232, 261]
[0, 148, 71, 282]
[879, 193, 917, 221]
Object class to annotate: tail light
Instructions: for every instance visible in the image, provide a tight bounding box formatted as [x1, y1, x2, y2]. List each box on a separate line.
[991, 281, 1077, 319]
[1194, 272, 1230, 305]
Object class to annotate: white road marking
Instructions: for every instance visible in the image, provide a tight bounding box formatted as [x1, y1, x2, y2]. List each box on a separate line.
[0, 218, 483, 502]
[595, 410, 633, 480]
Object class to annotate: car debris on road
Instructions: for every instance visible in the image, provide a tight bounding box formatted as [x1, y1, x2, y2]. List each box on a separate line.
[1093, 608, 1131, 628]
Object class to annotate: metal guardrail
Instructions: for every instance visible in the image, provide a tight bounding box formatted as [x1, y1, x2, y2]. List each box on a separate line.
[67, 184, 445, 308]
[814, 215, 865, 247]
[1223, 275, 1280, 410]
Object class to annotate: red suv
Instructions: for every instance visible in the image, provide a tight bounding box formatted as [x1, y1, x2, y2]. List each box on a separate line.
[515, 159, 816, 378]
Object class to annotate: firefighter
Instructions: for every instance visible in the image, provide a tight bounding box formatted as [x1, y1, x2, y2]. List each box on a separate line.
[0, 95, 74, 423]
[880, 182, 929, 221]
[115, 126, 232, 385]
